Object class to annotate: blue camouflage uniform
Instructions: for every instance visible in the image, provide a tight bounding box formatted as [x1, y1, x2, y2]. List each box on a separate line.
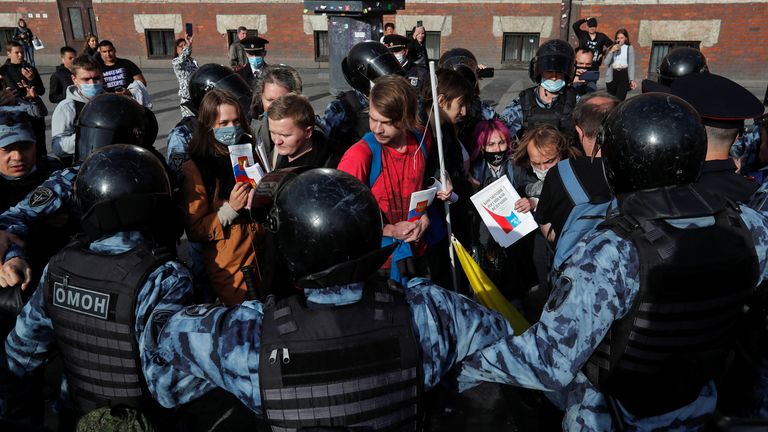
[0, 167, 78, 263]
[500, 91, 582, 137]
[318, 90, 369, 137]
[1, 231, 196, 415]
[141, 277, 514, 411]
[456, 206, 768, 431]
[166, 120, 194, 183]
[731, 123, 767, 183]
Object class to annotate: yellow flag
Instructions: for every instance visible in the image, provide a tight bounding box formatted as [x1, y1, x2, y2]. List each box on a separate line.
[451, 236, 530, 335]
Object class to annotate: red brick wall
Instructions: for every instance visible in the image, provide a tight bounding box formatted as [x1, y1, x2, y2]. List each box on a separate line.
[1, 1, 765, 80]
[0, 3, 66, 65]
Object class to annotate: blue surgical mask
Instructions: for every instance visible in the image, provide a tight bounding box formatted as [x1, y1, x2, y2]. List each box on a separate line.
[79, 83, 103, 99]
[541, 79, 566, 93]
[249, 56, 264, 69]
[213, 125, 244, 146]
[394, 52, 407, 65]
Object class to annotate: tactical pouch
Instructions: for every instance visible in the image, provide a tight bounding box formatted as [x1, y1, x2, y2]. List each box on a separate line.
[0, 285, 23, 316]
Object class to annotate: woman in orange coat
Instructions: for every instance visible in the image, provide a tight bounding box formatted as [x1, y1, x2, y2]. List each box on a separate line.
[181, 88, 261, 305]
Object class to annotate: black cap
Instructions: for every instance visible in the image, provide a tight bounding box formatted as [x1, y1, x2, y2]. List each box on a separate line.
[382, 34, 408, 51]
[670, 73, 764, 129]
[242, 36, 269, 54]
[587, 18, 598, 27]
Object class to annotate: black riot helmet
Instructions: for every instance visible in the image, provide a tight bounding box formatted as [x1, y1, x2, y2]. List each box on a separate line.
[529, 39, 576, 84]
[438, 48, 479, 87]
[76, 94, 158, 164]
[250, 168, 384, 285]
[342, 41, 405, 95]
[75, 144, 181, 244]
[599, 93, 707, 194]
[188, 64, 252, 115]
[657, 47, 708, 87]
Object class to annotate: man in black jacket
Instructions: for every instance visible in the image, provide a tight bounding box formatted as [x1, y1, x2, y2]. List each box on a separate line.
[48, 46, 76, 104]
[572, 17, 612, 71]
[0, 42, 44, 99]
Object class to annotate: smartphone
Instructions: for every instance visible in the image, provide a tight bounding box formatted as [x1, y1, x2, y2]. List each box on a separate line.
[580, 70, 599, 81]
[477, 67, 495, 78]
[185, 22, 194, 37]
[417, 20, 423, 27]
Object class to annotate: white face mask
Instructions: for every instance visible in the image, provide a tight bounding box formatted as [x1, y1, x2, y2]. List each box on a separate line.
[394, 52, 406, 65]
[532, 166, 549, 181]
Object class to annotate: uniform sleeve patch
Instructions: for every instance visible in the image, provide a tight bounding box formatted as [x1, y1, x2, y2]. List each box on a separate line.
[546, 276, 573, 312]
[183, 303, 219, 317]
[28, 186, 54, 207]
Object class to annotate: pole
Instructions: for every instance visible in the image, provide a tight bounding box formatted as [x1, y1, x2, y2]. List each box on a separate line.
[428, 60, 459, 291]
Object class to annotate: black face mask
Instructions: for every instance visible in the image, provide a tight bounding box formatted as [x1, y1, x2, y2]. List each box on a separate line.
[484, 150, 507, 167]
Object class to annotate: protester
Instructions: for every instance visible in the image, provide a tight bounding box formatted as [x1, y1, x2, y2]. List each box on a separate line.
[408, 25, 428, 66]
[172, 34, 198, 118]
[0, 41, 44, 100]
[604, 28, 636, 101]
[249, 65, 303, 168]
[51, 55, 104, 164]
[12, 19, 35, 68]
[180, 88, 260, 305]
[97, 40, 148, 98]
[228, 26, 248, 68]
[81, 33, 99, 59]
[48, 46, 76, 103]
[270, 94, 337, 169]
[337, 75, 431, 281]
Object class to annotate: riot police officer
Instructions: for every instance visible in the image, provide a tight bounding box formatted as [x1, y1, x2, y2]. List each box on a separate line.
[320, 41, 404, 153]
[0, 145, 191, 429]
[500, 39, 578, 143]
[457, 93, 768, 430]
[142, 168, 512, 429]
[0, 94, 162, 291]
[167, 64, 252, 180]
[641, 46, 708, 93]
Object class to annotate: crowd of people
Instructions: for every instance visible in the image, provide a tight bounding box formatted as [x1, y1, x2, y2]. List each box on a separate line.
[0, 18, 767, 432]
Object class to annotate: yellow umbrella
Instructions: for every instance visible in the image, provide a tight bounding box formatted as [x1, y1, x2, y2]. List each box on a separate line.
[451, 235, 530, 335]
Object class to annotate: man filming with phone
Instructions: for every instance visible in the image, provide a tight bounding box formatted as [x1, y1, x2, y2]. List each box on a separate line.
[573, 47, 598, 96]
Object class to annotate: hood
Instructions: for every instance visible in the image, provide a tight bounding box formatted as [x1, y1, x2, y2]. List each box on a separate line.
[65, 84, 91, 103]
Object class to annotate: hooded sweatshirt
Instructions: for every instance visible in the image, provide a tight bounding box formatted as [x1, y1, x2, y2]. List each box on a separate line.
[51, 85, 90, 157]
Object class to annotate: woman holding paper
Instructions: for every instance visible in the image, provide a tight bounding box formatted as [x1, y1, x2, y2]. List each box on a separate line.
[180, 89, 261, 305]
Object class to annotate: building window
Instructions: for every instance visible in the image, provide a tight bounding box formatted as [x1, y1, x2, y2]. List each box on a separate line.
[227, 29, 259, 48]
[0, 28, 15, 49]
[648, 41, 701, 79]
[314, 31, 329, 62]
[87, 8, 98, 36]
[145, 29, 175, 58]
[68, 7, 85, 40]
[502, 33, 539, 65]
[406, 30, 441, 61]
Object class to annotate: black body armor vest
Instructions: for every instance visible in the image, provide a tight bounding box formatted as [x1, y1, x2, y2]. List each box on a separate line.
[43, 238, 172, 415]
[259, 279, 423, 431]
[518, 86, 577, 142]
[584, 186, 759, 417]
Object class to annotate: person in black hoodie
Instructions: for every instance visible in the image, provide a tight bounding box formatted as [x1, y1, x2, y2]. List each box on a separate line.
[269, 93, 339, 169]
[48, 46, 76, 103]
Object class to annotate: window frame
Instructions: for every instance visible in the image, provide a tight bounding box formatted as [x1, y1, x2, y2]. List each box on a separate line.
[501, 32, 540, 66]
[144, 28, 176, 59]
[314, 30, 329, 62]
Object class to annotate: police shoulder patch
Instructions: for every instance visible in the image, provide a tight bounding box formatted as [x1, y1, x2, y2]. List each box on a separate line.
[28, 187, 54, 207]
[546, 276, 573, 312]
[409, 77, 419, 87]
[183, 303, 219, 317]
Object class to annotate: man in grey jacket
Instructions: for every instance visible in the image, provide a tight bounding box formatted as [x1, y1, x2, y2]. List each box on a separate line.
[50, 55, 103, 165]
[229, 26, 248, 68]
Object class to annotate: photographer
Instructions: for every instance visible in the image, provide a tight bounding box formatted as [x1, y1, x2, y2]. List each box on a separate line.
[572, 47, 598, 96]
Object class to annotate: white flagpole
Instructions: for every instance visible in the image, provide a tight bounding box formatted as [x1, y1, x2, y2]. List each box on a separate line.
[428, 61, 459, 291]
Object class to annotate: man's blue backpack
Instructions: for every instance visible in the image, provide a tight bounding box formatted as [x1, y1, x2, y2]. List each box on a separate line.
[361, 130, 426, 187]
[552, 159, 616, 269]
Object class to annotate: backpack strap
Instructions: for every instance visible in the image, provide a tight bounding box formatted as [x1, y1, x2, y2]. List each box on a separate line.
[559, 159, 590, 205]
[362, 130, 426, 188]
